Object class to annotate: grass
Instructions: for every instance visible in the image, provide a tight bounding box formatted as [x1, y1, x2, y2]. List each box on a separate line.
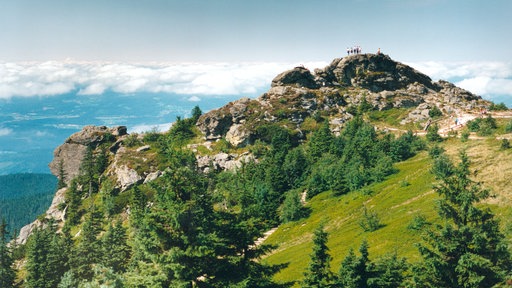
[263, 152, 438, 284]
[263, 137, 512, 286]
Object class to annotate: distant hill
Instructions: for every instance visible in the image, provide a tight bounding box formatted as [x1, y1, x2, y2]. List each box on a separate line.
[0, 173, 57, 235]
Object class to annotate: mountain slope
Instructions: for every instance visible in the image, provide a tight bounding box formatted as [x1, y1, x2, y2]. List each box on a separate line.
[12, 53, 512, 286]
[262, 137, 512, 283]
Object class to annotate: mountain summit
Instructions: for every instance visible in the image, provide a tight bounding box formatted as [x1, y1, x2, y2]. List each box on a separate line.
[197, 53, 486, 147]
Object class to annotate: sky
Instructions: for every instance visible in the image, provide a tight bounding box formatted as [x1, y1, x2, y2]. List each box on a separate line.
[0, 0, 510, 102]
[1, 0, 511, 63]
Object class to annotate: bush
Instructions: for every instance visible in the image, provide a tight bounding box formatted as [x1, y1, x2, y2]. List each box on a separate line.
[500, 138, 510, 150]
[426, 123, 443, 142]
[489, 102, 508, 111]
[506, 120, 512, 133]
[460, 129, 470, 142]
[359, 206, 382, 232]
[124, 133, 142, 147]
[428, 106, 443, 118]
[407, 214, 429, 230]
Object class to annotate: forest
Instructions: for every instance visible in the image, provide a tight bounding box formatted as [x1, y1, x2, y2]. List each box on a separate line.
[0, 104, 511, 288]
[0, 173, 57, 236]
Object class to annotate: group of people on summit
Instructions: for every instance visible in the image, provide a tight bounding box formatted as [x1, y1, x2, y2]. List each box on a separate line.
[347, 46, 362, 55]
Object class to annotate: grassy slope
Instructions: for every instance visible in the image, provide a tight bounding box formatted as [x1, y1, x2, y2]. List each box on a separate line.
[262, 137, 512, 285]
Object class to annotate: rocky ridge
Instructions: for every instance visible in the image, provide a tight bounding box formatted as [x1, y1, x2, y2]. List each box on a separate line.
[197, 53, 487, 146]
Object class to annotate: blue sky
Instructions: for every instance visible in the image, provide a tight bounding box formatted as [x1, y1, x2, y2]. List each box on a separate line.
[1, 0, 511, 62]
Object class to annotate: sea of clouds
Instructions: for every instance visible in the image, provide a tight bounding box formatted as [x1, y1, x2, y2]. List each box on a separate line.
[0, 60, 510, 102]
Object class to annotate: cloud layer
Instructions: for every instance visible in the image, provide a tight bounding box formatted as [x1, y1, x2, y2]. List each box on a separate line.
[0, 61, 510, 103]
[408, 61, 512, 100]
[0, 61, 325, 99]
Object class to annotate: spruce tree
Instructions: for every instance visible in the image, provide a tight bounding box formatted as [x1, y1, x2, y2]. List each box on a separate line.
[101, 221, 131, 273]
[302, 224, 333, 287]
[57, 159, 67, 189]
[71, 208, 103, 282]
[0, 219, 15, 288]
[26, 221, 67, 288]
[336, 240, 372, 288]
[414, 150, 511, 287]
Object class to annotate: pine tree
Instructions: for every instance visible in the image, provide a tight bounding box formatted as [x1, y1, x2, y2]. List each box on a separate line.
[57, 159, 67, 189]
[26, 221, 68, 288]
[71, 208, 103, 281]
[191, 105, 202, 124]
[414, 150, 511, 287]
[0, 219, 15, 288]
[308, 121, 334, 160]
[101, 221, 131, 273]
[336, 240, 372, 288]
[302, 224, 333, 287]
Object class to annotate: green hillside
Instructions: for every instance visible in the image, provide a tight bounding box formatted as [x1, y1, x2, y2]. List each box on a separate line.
[263, 137, 512, 285]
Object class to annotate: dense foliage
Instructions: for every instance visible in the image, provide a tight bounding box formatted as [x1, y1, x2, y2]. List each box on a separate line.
[8, 104, 511, 287]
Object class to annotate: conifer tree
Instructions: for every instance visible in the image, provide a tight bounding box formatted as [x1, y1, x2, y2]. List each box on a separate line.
[0, 219, 15, 288]
[302, 224, 333, 287]
[71, 208, 103, 282]
[101, 221, 131, 273]
[26, 220, 68, 288]
[57, 159, 67, 189]
[336, 240, 372, 288]
[308, 121, 334, 160]
[414, 150, 511, 287]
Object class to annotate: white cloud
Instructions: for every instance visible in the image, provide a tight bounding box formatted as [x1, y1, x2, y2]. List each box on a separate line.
[0, 127, 13, 136]
[130, 123, 172, 133]
[0, 61, 307, 99]
[408, 61, 512, 101]
[0, 61, 328, 99]
[188, 95, 201, 102]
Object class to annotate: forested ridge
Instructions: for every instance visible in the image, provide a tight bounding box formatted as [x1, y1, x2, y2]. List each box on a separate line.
[1, 55, 512, 287]
[0, 174, 56, 236]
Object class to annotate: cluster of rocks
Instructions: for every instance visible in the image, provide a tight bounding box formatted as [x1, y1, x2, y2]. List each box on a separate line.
[196, 152, 255, 173]
[197, 53, 489, 147]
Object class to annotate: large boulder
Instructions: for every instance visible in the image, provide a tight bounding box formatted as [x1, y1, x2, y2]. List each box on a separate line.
[271, 66, 319, 89]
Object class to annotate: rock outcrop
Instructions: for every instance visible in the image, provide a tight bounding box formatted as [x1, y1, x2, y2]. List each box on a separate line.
[49, 125, 127, 184]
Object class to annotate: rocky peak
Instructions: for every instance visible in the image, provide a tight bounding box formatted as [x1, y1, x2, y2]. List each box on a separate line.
[316, 53, 437, 92]
[197, 54, 488, 148]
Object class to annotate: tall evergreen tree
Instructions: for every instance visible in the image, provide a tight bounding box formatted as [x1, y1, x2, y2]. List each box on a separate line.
[26, 220, 68, 288]
[0, 219, 15, 288]
[71, 208, 103, 281]
[57, 159, 67, 189]
[414, 150, 511, 287]
[101, 220, 131, 273]
[336, 240, 372, 288]
[302, 225, 333, 287]
[308, 121, 334, 161]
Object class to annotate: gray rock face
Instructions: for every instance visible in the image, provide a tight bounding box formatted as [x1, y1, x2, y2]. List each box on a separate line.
[318, 54, 437, 92]
[115, 165, 143, 191]
[197, 152, 255, 172]
[271, 66, 319, 89]
[49, 125, 127, 184]
[197, 99, 250, 141]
